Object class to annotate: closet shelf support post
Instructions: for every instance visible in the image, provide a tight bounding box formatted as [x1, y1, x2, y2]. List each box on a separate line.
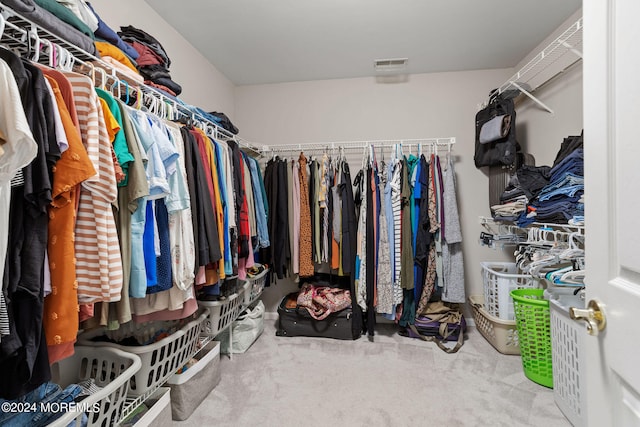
[509, 81, 554, 114]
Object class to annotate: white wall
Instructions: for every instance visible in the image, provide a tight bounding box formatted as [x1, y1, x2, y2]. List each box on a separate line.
[235, 69, 520, 313]
[514, 9, 584, 165]
[89, 0, 236, 116]
[515, 65, 582, 166]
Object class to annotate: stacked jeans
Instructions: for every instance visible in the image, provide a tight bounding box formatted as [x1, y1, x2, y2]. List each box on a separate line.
[0, 382, 85, 427]
[518, 148, 584, 226]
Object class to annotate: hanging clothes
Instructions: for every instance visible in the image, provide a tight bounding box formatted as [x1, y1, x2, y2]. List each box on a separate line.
[365, 162, 377, 337]
[399, 157, 414, 291]
[298, 154, 314, 277]
[164, 122, 195, 292]
[248, 156, 269, 250]
[213, 139, 233, 276]
[196, 129, 225, 281]
[441, 156, 466, 303]
[355, 168, 367, 311]
[339, 160, 362, 338]
[228, 140, 250, 260]
[413, 156, 430, 304]
[64, 70, 122, 304]
[0, 55, 40, 399]
[43, 74, 95, 364]
[290, 159, 300, 276]
[262, 157, 290, 280]
[389, 157, 403, 306]
[376, 160, 394, 316]
[416, 154, 441, 315]
[331, 166, 341, 272]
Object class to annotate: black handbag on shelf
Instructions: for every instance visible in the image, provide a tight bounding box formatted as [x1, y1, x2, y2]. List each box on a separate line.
[474, 95, 520, 168]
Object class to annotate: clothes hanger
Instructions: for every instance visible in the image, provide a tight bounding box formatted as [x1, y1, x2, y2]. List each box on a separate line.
[105, 72, 116, 97]
[120, 79, 130, 105]
[135, 88, 143, 109]
[38, 38, 53, 67]
[50, 42, 58, 68]
[0, 14, 6, 40]
[85, 61, 96, 86]
[56, 44, 70, 71]
[27, 29, 40, 63]
[63, 47, 75, 71]
[98, 66, 108, 90]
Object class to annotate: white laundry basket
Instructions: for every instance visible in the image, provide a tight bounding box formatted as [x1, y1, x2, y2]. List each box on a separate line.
[546, 287, 586, 427]
[481, 262, 539, 320]
[48, 346, 141, 427]
[78, 308, 208, 400]
[199, 287, 246, 337]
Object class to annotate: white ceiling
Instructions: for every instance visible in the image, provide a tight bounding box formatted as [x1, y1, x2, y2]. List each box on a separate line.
[144, 0, 582, 86]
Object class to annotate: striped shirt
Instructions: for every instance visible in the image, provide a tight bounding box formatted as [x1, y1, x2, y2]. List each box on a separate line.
[390, 159, 403, 304]
[64, 71, 123, 303]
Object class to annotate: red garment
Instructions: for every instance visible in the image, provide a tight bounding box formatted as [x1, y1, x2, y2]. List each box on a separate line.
[144, 80, 176, 97]
[237, 152, 250, 259]
[127, 41, 164, 66]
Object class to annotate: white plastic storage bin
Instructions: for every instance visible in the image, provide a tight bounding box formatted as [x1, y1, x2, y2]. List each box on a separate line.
[48, 346, 141, 427]
[78, 308, 209, 398]
[546, 287, 586, 427]
[481, 261, 539, 320]
[199, 287, 245, 337]
[120, 387, 172, 427]
[167, 341, 222, 421]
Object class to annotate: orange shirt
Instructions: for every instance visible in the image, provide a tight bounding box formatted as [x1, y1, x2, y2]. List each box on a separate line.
[43, 75, 96, 364]
[94, 41, 140, 74]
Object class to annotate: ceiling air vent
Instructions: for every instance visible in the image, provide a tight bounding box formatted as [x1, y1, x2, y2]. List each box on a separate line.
[374, 58, 408, 72]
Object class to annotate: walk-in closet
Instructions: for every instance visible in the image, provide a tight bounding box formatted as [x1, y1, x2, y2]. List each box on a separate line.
[0, 1, 636, 426]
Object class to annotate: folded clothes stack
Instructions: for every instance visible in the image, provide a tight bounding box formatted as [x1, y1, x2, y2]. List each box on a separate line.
[517, 134, 584, 226]
[492, 164, 551, 222]
[86, 2, 147, 85]
[0, 0, 98, 56]
[118, 25, 182, 96]
[87, 2, 138, 60]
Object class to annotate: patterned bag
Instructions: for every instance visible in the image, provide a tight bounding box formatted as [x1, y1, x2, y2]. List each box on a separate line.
[297, 283, 351, 320]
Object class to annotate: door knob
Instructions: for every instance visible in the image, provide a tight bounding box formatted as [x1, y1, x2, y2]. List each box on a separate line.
[569, 299, 606, 336]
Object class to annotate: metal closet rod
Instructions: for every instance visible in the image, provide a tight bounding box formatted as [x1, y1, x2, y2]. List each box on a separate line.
[0, 4, 262, 155]
[262, 137, 456, 154]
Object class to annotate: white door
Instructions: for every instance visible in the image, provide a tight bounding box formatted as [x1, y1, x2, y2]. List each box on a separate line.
[583, 0, 640, 425]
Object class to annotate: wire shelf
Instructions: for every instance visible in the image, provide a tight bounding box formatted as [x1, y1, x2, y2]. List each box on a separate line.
[0, 3, 262, 155]
[492, 18, 583, 114]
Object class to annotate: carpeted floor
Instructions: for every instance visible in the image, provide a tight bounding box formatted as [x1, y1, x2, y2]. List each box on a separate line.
[172, 319, 571, 427]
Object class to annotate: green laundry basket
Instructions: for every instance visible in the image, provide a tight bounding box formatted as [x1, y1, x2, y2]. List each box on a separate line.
[510, 288, 553, 388]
